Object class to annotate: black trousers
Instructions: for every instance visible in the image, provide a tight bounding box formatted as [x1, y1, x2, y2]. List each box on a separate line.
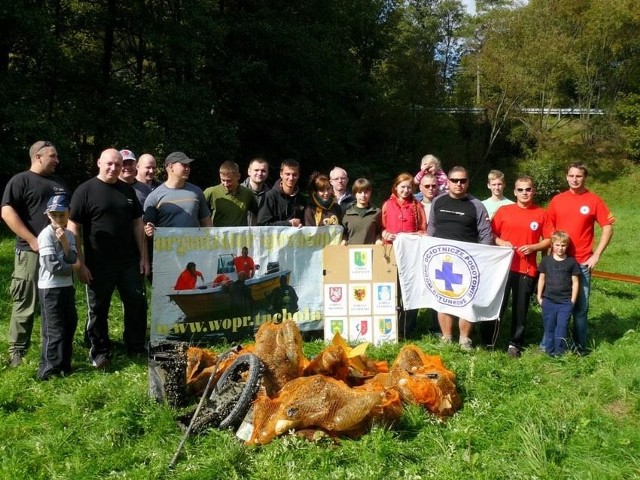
[481, 271, 536, 349]
[38, 286, 77, 379]
[85, 261, 147, 358]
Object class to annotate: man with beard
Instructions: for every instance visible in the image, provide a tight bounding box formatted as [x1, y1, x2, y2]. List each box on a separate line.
[2, 141, 69, 366]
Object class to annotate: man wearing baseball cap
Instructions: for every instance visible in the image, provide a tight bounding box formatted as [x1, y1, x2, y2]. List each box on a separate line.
[142, 152, 212, 267]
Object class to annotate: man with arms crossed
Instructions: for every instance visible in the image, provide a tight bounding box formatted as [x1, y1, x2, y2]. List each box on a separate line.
[69, 149, 149, 368]
[546, 162, 614, 354]
[483, 175, 551, 356]
[427, 166, 493, 349]
[2, 141, 69, 366]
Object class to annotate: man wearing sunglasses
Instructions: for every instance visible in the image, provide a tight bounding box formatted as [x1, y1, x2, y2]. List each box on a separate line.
[2, 141, 69, 367]
[483, 176, 551, 357]
[427, 166, 493, 350]
[418, 173, 439, 224]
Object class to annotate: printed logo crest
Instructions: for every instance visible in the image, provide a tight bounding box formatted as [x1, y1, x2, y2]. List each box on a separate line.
[329, 287, 343, 302]
[358, 320, 368, 335]
[422, 245, 480, 307]
[377, 285, 392, 301]
[353, 288, 366, 301]
[529, 221, 539, 231]
[331, 320, 344, 334]
[580, 205, 590, 215]
[353, 251, 367, 267]
[378, 317, 393, 334]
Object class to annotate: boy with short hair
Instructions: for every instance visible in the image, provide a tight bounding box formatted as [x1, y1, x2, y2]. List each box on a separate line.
[537, 231, 580, 356]
[482, 169, 514, 219]
[341, 178, 383, 245]
[37, 194, 81, 379]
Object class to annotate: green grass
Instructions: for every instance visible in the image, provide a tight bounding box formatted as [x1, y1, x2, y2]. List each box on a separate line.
[1, 162, 639, 479]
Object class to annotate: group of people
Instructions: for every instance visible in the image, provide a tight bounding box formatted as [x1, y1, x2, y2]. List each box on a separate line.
[2, 142, 613, 379]
[379, 156, 614, 358]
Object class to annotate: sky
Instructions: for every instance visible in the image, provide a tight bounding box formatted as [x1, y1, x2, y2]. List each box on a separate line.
[461, 0, 476, 14]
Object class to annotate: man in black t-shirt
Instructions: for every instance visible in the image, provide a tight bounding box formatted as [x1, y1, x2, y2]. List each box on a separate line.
[427, 166, 493, 350]
[1, 141, 69, 367]
[69, 148, 149, 368]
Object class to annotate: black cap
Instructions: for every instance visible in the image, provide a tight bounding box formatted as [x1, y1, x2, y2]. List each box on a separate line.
[165, 151, 194, 167]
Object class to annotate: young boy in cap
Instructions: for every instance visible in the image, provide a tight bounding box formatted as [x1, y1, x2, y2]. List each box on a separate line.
[37, 194, 81, 379]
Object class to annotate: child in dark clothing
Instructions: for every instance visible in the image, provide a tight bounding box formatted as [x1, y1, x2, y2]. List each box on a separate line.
[537, 231, 580, 356]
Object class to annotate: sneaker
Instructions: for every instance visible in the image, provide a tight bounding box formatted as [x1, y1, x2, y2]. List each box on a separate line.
[440, 335, 453, 344]
[9, 351, 24, 368]
[91, 353, 111, 369]
[459, 339, 473, 351]
[507, 345, 520, 358]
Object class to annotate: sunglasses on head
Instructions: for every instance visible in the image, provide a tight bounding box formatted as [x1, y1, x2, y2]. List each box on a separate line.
[448, 178, 468, 184]
[36, 141, 53, 153]
[516, 187, 533, 192]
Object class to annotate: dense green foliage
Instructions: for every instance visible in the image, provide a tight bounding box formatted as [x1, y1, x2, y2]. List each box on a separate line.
[463, 0, 640, 161]
[0, 162, 639, 479]
[0, 0, 476, 188]
[3, 1, 638, 190]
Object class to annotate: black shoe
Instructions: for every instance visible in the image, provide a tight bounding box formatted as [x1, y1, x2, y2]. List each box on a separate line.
[91, 353, 111, 369]
[507, 345, 521, 358]
[9, 351, 24, 368]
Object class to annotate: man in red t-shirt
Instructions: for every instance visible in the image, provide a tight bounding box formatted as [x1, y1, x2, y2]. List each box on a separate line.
[233, 247, 256, 278]
[546, 162, 615, 354]
[174, 262, 204, 290]
[484, 175, 552, 357]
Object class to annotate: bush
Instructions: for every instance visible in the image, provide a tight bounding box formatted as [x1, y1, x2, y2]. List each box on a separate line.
[616, 93, 640, 161]
[516, 153, 565, 203]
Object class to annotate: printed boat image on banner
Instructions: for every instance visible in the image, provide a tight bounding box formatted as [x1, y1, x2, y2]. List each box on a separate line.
[168, 253, 292, 320]
[150, 226, 343, 344]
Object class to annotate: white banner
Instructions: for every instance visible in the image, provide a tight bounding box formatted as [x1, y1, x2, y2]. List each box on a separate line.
[394, 234, 513, 322]
[150, 226, 342, 343]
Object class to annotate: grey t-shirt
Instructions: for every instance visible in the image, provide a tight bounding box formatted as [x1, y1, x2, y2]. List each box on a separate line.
[143, 182, 210, 227]
[37, 225, 77, 289]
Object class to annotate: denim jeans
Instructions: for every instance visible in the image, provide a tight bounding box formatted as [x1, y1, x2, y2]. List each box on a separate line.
[572, 264, 591, 352]
[542, 299, 573, 355]
[539, 264, 591, 352]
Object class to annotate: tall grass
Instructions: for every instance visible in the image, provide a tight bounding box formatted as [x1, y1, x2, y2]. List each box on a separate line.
[0, 162, 639, 479]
